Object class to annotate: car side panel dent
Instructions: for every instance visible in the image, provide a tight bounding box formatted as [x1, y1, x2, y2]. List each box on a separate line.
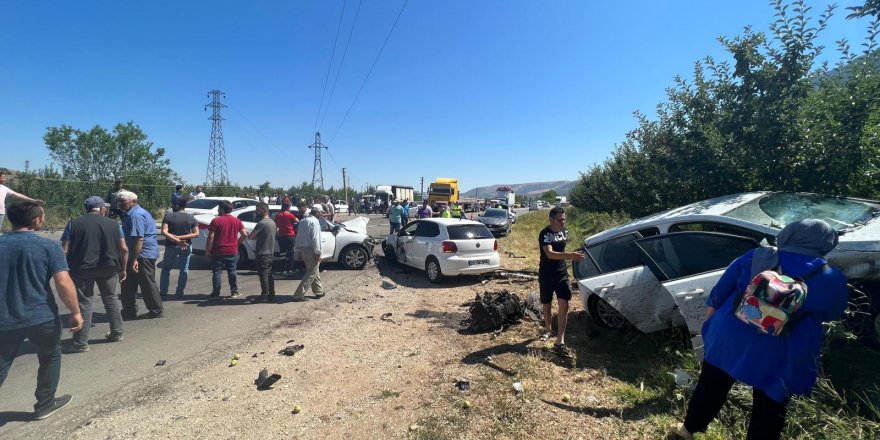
[578, 266, 682, 333]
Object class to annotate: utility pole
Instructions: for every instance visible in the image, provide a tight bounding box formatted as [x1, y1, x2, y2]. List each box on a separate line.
[205, 90, 229, 186]
[308, 132, 328, 190]
[419, 177, 424, 201]
[342, 167, 348, 206]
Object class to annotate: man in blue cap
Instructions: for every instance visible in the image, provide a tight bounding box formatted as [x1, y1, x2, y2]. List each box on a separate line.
[61, 196, 128, 352]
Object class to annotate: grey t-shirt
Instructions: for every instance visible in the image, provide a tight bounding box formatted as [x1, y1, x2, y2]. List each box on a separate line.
[162, 211, 198, 247]
[253, 217, 277, 256]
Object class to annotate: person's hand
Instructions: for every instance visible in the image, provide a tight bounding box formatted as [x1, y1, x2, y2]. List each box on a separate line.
[205, 250, 212, 260]
[571, 251, 586, 261]
[131, 259, 140, 273]
[118, 270, 127, 283]
[69, 313, 84, 332]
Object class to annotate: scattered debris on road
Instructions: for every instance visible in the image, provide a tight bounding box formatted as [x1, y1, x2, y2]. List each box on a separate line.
[455, 380, 470, 392]
[255, 368, 282, 390]
[279, 344, 304, 356]
[381, 280, 397, 290]
[380, 312, 395, 323]
[512, 381, 524, 394]
[466, 290, 523, 332]
[154, 360, 166, 367]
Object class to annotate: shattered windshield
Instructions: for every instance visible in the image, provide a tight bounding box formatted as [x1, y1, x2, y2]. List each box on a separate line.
[724, 193, 880, 231]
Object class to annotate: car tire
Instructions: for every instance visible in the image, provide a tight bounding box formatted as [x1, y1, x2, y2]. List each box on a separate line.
[588, 295, 628, 330]
[426, 257, 444, 284]
[384, 244, 398, 264]
[340, 245, 369, 270]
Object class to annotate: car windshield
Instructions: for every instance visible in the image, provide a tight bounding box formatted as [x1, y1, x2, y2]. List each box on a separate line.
[186, 199, 222, 209]
[724, 193, 880, 231]
[447, 224, 494, 239]
[483, 209, 507, 218]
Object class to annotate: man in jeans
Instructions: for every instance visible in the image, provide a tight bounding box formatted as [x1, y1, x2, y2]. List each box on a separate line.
[274, 199, 298, 277]
[292, 205, 325, 301]
[61, 196, 128, 353]
[248, 202, 277, 303]
[118, 190, 163, 320]
[159, 199, 198, 298]
[205, 200, 246, 298]
[0, 201, 83, 420]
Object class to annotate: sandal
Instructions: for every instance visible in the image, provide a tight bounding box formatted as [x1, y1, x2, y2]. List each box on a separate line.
[554, 343, 574, 359]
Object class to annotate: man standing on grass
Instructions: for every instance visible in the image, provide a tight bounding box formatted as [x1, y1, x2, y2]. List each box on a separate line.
[292, 205, 325, 301]
[159, 199, 199, 298]
[0, 201, 83, 420]
[249, 203, 277, 303]
[61, 196, 128, 353]
[118, 190, 163, 320]
[205, 200, 247, 298]
[538, 206, 585, 359]
[0, 172, 42, 232]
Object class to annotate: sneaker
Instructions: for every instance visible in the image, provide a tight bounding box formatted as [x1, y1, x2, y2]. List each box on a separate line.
[670, 423, 694, 439]
[121, 311, 138, 321]
[33, 395, 73, 420]
[208, 293, 220, 298]
[63, 344, 89, 354]
[138, 311, 164, 319]
[554, 343, 574, 359]
[105, 332, 124, 342]
[314, 292, 325, 299]
[230, 291, 241, 298]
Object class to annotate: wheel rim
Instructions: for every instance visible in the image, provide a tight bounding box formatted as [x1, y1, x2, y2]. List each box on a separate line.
[595, 298, 627, 329]
[427, 261, 439, 280]
[345, 248, 366, 268]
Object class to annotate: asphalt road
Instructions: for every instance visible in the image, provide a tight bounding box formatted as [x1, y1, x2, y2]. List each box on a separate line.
[0, 208, 529, 435]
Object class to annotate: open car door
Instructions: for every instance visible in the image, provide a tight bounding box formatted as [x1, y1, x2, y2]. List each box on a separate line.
[632, 232, 760, 337]
[577, 266, 681, 333]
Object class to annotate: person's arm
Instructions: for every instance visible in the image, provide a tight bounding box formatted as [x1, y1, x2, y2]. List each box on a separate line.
[248, 222, 262, 240]
[130, 237, 144, 272]
[161, 222, 181, 244]
[205, 230, 215, 259]
[60, 220, 73, 256]
[118, 236, 128, 282]
[704, 256, 747, 319]
[178, 222, 200, 242]
[53, 270, 83, 332]
[541, 244, 584, 261]
[238, 226, 248, 245]
[310, 221, 322, 255]
[7, 188, 39, 203]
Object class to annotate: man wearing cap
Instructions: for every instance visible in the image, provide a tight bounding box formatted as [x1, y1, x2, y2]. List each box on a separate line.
[159, 199, 198, 298]
[61, 197, 128, 352]
[292, 205, 325, 300]
[117, 190, 163, 320]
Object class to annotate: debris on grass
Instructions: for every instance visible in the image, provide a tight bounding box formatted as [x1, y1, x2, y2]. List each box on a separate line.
[455, 380, 470, 392]
[513, 382, 524, 394]
[381, 280, 397, 290]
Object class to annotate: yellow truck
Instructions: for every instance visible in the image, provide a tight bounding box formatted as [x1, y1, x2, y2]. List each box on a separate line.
[427, 178, 459, 208]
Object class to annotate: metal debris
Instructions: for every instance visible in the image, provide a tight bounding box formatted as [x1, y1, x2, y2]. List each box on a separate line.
[154, 360, 166, 367]
[279, 344, 304, 356]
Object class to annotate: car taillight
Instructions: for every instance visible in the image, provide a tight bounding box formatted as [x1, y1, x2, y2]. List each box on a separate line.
[442, 241, 458, 253]
[198, 223, 209, 230]
[494, 240, 498, 251]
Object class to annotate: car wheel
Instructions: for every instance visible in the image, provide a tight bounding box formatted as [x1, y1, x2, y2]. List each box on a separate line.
[340, 245, 369, 270]
[384, 245, 398, 264]
[589, 295, 628, 330]
[426, 257, 444, 283]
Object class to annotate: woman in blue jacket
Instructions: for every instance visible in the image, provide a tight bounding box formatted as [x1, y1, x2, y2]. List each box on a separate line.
[672, 219, 848, 440]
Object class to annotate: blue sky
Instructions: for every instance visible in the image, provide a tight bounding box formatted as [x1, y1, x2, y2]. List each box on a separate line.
[0, 1, 871, 192]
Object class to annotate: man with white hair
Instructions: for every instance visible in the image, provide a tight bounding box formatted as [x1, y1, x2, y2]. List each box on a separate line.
[291, 204, 325, 300]
[61, 196, 128, 352]
[117, 190, 163, 320]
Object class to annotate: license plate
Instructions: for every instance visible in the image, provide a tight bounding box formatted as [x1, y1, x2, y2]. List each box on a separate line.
[468, 259, 490, 267]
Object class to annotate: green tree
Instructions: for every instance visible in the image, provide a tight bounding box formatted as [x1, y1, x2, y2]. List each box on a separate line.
[540, 190, 558, 202]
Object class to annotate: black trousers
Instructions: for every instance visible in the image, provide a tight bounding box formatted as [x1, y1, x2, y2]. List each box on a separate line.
[121, 257, 163, 316]
[257, 254, 275, 298]
[684, 361, 788, 440]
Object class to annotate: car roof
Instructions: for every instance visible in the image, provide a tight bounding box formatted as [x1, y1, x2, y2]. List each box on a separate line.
[585, 191, 769, 244]
[200, 197, 253, 201]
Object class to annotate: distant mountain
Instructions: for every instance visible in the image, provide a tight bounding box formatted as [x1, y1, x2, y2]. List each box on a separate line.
[461, 180, 577, 198]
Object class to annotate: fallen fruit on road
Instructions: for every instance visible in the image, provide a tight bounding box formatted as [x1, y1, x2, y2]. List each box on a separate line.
[292, 404, 302, 414]
[233, 353, 241, 360]
[562, 393, 571, 403]
[462, 400, 472, 409]
[229, 360, 238, 367]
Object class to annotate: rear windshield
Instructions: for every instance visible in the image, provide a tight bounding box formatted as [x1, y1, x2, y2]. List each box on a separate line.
[447, 224, 494, 240]
[483, 209, 507, 218]
[186, 199, 222, 209]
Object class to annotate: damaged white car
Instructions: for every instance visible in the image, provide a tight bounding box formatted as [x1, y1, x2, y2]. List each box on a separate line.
[573, 192, 880, 341]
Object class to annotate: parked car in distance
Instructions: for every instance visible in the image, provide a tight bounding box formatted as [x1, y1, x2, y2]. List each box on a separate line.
[169, 197, 259, 216]
[190, 205, 372, 270]
[334, 201, 349, 215]
[477, 208, 512, 237]
[573, 191, 880, 343]
[382, 218, 500, 283]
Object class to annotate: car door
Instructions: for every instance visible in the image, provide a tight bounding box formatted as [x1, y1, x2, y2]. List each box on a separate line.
[632, 232, 760, 337]
[411, 221, 440, 268]
[318, 218, 337, 260]
[577, 266, 679, 333]
[395, 222, 420, 267]
[236, 210, 259, 257]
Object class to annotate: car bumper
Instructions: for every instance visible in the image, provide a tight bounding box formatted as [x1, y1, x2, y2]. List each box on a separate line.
[439, 254, 501, 276]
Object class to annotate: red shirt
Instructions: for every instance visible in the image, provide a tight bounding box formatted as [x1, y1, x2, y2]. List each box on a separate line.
[209, 214, 244, 255]
[274, 211, 297, 236]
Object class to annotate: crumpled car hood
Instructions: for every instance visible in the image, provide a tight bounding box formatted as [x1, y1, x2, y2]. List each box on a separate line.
[480, 217, 506, 225]
[340, 217, 369, 236]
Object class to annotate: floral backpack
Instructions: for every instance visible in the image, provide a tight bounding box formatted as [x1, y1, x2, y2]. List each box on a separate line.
[734, 264, 827, 336]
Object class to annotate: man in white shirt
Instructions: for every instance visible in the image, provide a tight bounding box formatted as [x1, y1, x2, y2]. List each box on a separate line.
[0, 172, 41, 232]
[189, 186, 206, 200]
[291, 205, 325, 300]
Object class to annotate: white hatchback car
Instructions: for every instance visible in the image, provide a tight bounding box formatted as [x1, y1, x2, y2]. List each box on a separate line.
[334, 201, 349, 215]
[189, 206, 372, 270]
[382, 218, 500, 283]
[174, 197, 259, 216]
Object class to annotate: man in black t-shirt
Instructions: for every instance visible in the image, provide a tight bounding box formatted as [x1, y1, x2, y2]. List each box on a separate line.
[538, 207, 585, 358]
[159, 199, 199, 298]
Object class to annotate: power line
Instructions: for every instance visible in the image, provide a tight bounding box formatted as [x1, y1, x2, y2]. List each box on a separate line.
[327, 0, 409, 146]
[313, 0, 349, 133]
[317, 0, 363, 131]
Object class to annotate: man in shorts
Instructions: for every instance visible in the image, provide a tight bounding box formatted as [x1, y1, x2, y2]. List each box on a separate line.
[538, 207, 584, 358]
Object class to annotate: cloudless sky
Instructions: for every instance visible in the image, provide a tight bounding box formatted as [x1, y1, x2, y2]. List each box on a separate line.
[0, 1, 871, 192]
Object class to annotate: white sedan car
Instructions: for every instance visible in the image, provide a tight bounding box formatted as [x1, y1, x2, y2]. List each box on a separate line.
[573, 192, 880, 342]
[382, 218, 500, 283]
[173, 197, 259, 216]
[334, 201, 349, 215]
[190, 205, 373, 270]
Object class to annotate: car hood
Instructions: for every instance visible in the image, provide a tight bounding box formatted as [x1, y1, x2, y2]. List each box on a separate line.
[479, 217, 507, 225]
[339, 216, 369, 236]
[837, 217, 880, 252]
